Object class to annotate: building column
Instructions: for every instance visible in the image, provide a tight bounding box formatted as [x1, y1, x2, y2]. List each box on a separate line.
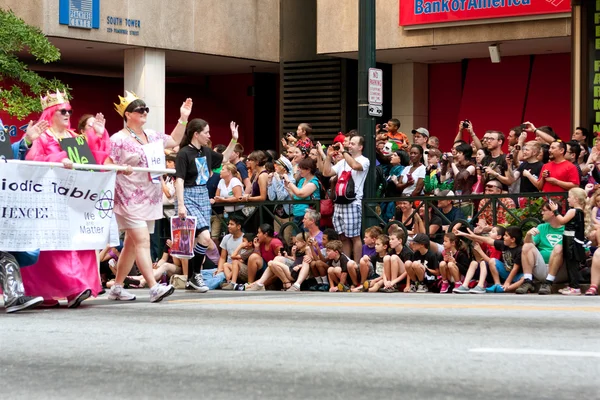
[391, 62, 428, 138]
[123, 48, 166, 132]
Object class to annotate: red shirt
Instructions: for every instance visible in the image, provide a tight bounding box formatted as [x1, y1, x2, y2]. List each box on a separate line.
[260, 238, 284, 263]
[540, 160, 579, 192]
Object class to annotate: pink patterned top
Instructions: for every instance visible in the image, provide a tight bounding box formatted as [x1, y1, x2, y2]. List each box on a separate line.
[110, 129, 169, 221]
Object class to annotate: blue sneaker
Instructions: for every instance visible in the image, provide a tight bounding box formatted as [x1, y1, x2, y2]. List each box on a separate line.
[485, 284, 504, 293]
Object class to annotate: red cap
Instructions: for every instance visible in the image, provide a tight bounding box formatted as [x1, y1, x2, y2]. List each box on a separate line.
[333, 132, 346, 144]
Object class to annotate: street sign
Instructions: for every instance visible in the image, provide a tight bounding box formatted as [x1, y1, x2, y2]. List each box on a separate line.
[368, 68, 383, 105]
[368, 104, 382, 117]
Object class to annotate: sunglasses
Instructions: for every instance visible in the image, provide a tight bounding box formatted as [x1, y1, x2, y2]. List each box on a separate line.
[58, 109, 73, 116]
[132, 107, 150, 114]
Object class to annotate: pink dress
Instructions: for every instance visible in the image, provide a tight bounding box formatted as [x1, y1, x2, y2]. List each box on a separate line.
[20, 128, 110, 300]
[110, 129, 170, 222]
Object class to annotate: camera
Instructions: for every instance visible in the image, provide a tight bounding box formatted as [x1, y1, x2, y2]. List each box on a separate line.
[462, 120, 470, 129]
[514, 144, 521, 151]
[478, 165, 484, 172]
[507, 153, 513, 160]
[333, 143, 341, 151]
[520, 123, 528, 130]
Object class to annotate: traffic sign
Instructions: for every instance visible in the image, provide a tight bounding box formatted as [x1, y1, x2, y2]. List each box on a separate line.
[368, 68, 383, 105]
[368, 104, 382, 117]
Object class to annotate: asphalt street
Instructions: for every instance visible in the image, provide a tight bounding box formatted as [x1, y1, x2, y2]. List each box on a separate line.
[1, 290, 599, 400]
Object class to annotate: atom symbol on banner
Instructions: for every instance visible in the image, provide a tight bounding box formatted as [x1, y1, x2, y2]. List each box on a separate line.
[95, 190, 114, 219]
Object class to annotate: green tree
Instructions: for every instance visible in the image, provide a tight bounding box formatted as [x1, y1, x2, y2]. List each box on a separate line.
[0, 8, 69, 119]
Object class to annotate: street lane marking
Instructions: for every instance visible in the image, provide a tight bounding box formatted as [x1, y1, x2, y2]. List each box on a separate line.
[469, 348, 600, 358]
[166, 298, 600, 312]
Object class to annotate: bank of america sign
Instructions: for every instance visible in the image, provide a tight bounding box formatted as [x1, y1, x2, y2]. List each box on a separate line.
[59, 0, 100, 29]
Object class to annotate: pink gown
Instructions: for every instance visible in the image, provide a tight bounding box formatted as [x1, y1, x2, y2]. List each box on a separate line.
[20, 127, 110, 300]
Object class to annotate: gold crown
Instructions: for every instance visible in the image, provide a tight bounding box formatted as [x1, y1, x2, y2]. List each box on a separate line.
[40, 90, 69, 110]
[114, 90, 140, 117]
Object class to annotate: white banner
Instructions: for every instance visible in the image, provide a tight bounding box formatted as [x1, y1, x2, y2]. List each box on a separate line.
[0, 163, 117, 251]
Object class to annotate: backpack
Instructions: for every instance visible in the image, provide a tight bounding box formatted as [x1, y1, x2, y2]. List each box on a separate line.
[333, 167, 356, 204]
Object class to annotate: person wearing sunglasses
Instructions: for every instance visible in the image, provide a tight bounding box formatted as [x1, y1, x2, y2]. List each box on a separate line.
[18, 90, 112, 309]
[105, 91, 193, 303]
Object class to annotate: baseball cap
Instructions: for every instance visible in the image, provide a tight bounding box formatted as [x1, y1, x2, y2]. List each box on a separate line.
[412, 233, 430, 246]
[275, 156, 293, 173]
[438, 189, 455, 197]
[411, 127, 430, 138]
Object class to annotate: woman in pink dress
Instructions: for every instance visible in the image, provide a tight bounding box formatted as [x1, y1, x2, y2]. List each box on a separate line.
[20, 90, 111, 308]
[105, 91, 192, 303]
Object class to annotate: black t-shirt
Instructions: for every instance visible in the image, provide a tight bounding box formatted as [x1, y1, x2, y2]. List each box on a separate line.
[517, 161, 543, 193]
[483, 154, 508, 188]
[390, 245, 413, 263]
[493, 240, 522, 272]
[411, 249, 440, 278]
[446, 249, 470, 272]
[175, 144, 223, 187]
[438, 207, 465, 225]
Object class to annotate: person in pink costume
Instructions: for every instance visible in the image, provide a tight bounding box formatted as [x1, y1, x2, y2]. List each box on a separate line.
[20, 90, 110, 308]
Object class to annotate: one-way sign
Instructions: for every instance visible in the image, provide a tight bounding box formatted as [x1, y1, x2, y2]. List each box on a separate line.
[368, 104, 382, 117]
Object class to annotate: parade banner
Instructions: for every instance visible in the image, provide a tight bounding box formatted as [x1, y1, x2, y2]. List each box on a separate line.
[0, 163, 116, 251]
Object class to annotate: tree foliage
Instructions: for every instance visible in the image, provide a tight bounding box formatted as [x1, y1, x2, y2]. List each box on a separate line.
[0, 8, 69, 119]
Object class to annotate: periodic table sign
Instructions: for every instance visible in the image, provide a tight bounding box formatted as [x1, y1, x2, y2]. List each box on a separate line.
[60, 136, 97, 165]
[0, 163, 116, 251]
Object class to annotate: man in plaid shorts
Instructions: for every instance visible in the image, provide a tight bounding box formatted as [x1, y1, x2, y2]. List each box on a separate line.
[322, 134, 370, 262]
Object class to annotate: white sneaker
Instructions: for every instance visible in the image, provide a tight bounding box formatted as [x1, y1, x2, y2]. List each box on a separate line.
[149, 284, 175, 303]
[107, 284, 136, 301]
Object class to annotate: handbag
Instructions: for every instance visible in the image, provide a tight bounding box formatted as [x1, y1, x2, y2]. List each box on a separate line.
[169, 274, 188, 289]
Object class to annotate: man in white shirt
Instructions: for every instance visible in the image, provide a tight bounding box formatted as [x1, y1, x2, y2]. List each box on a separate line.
[322, 135, 370, 262]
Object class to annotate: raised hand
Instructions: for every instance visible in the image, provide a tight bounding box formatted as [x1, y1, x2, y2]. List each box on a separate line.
[180, 98, 193, 120]
[61, 158, 73, 169]
[25, 120, 49, 143]
[230, 121, 239, 140]
[93, 113, 105, 135]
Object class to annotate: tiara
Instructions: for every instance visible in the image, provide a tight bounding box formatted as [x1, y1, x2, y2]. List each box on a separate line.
[114, 90, 140, 117]
[40, 90, 68, 110]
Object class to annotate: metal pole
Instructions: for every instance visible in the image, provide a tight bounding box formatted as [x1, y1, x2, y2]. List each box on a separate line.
[358, 0, 377, 229]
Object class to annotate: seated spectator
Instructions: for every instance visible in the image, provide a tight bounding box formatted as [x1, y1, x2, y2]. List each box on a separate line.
[265, 233, 312, 291]
[217, 216, 245, 290]
[456, 226, 524, 293]
[438, 232, 471, 293]
[308, 228, 339, 291]
[404, 233, 440, 293]
[475, 180, 515, 226]
[326, 240, 357, 292]
[355, 234, 392, 292]
[435, 190, 465, 231]
[517, 202, 566, 294]
[226, 233, 256, 288]
[244, 224, 284, 287]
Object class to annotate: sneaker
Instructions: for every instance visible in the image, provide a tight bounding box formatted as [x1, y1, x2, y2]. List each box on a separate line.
[149, 284, 175, 303]
[538, 282, 552, 295]
[409, 284, 417, 293]
[246, 283, 265, 291]
[561, 287, 581, 296]
[5, 296, 44, 314]
[337, 283, 351, 292]
[308, 284, 320, 291]
[485, 284, 504, 293]
[188, 273, 209, 293]
[453, 285, 470, 294]
[107, 284, 137, 301]
[469, 285, 486, 294]
[440, 280, 450, 293]
[416, 283, 428, 293]
[234, 283, 245, 291]
[516, 280, 535, 295]
[221, 282, 235, 290]
[318, 284, 330, 292]
[67, 289, 92, 308]
[558, 286, 571, 294]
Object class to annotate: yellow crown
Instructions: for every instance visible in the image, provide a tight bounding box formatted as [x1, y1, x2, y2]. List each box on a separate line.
[40, 90, 69, 110]
[114, 90, 140, 117]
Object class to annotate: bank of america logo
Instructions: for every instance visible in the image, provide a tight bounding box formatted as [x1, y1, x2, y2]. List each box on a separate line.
[59, 0, 100, 29]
